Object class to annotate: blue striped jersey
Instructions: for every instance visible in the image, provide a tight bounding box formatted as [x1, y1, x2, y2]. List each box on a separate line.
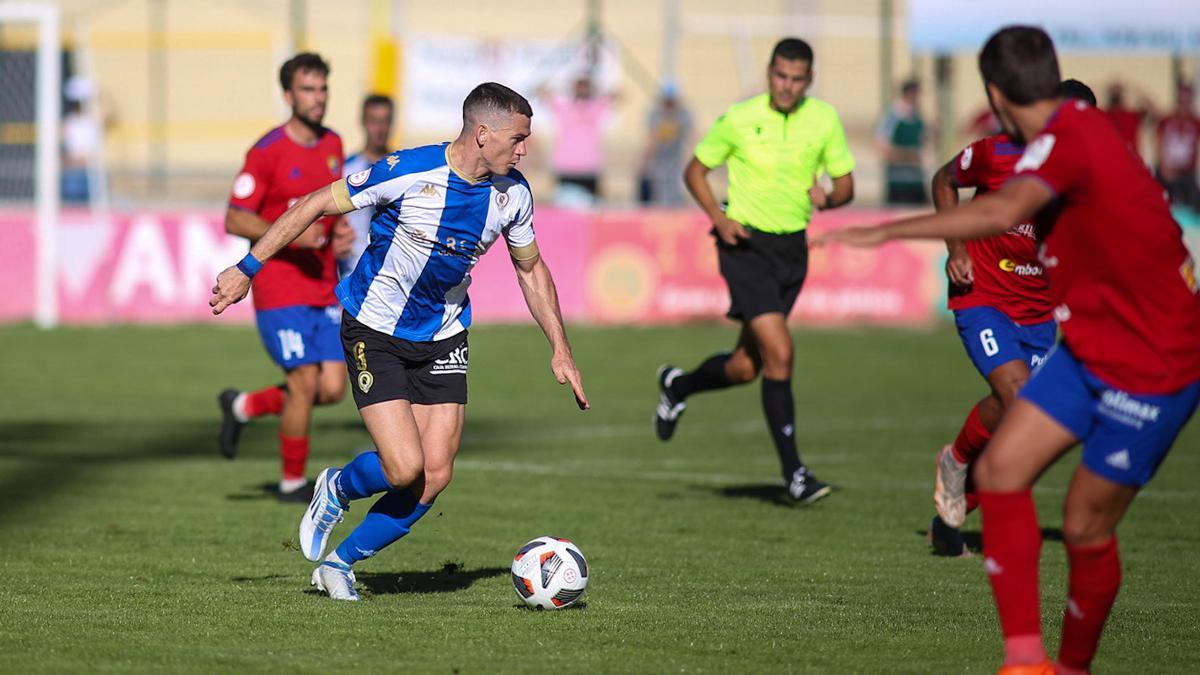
[332, 142, 535, 341]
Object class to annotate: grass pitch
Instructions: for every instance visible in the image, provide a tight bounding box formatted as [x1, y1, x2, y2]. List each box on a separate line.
[0, 323, 1196, 673]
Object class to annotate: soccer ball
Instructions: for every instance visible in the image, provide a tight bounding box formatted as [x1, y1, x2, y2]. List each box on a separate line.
[510, 536, 588, 610]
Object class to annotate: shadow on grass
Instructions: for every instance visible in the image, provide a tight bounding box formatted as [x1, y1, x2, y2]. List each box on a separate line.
[352, 562, 508, 596]
[916, 526, 1065, 556]
[512, 601, 588, 612]
[707, 483, 825, 508]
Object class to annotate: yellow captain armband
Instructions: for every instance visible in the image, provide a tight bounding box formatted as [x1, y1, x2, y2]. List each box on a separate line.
[330, 179, 355, 214]
[509, 242, 540, 262]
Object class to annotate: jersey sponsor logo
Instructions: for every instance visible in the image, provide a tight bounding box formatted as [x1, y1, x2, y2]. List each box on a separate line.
[327, 155, 340, 176]
[998, 258, 1043, 276]
[431, 344, 469, 375]
[959, 146, 974, 171]
[1099, 390, 1161, 429]
[232, 172, 256, 199]
[1010, 222, 1036, 239]
[1182, 257, 1197, 294]
[348, 169, 371, 187]
[418, 183, 441, 198]
[1015, 134, 1055, 172]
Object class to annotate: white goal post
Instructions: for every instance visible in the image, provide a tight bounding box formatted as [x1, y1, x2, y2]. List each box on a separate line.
[1, 3, 61, 328]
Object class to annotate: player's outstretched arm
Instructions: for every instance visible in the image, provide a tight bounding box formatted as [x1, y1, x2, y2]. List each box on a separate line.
[811, 176, 1053, 250]
[931, 159, 973, 285]
[209, 183, 347, 315]
[510, 247, 590, 411]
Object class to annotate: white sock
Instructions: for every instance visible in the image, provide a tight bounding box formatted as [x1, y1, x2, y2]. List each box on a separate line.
[279, 477, 307, 494]
[232, 392, 250, 423]
[324, 551, 349, 568]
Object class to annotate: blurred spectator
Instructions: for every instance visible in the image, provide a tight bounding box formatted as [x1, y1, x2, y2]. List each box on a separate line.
[339, 93, 394, 277]
[1103, 82, 1152, 159]
[638, 82, 692, 206]
[1155, 84, 1200, 211]
[61, 76, 101, 204]
[547, 75, 613, 206]
[876, 78, 927, 204]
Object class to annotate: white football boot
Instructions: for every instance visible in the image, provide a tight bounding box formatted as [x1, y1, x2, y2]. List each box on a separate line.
[299, 467, 346, 562]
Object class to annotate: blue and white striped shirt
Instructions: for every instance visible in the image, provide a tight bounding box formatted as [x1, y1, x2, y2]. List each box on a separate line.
[333, 142, 535, 341]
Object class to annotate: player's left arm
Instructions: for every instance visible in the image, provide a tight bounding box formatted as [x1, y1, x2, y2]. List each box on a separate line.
[812, 176, 1053, 249]
[510, 244, 590, 411]
[210, 181, 351, 314]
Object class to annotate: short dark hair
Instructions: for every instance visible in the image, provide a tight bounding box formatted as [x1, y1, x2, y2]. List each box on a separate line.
[770, 38, 813, 66]
[462, 82, 533, 123]
[362, 93, 394, 114]
[1059, 79, 1097, 107]
[279, 52, 330, 91]
[978, 26, 1061, 105]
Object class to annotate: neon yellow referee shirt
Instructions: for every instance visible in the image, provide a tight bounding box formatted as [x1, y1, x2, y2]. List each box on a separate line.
[694, 93, 855, 234]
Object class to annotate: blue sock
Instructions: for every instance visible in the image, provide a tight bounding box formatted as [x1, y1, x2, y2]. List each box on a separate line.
[333, 489, 432, 565]
[335, 451, 392, 502]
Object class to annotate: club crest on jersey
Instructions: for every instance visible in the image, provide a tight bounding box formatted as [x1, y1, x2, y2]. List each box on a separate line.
[348, 169, 371, 187]
[232, 172, 256, 199]
[959, 146, 973, 171]
[495, 191, 509, 208]
[1015, 134, 1055, 172]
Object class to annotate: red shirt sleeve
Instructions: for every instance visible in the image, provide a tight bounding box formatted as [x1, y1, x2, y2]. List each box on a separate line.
[1013, 127, 1089, 199]
[228, 145, 271, 214]
[953, 137, 992, 188]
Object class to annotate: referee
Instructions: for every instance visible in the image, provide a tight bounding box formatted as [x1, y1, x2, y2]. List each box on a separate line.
[655, 37, 855, 504]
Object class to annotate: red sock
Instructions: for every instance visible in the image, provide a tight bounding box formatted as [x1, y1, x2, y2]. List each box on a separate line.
[965, 492, 980, 515]
[980, 489, 1046, 665]
[952, 403, 992, 464]
[279, 434, 309, 482]
[1058, 537, 1121, 671]
[243, 385, 285, 418]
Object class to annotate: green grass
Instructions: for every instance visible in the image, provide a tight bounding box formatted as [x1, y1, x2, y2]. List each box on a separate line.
[0, 323, 1196, 673]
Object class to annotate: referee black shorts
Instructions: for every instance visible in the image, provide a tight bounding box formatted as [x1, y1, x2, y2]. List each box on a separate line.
[340, 312, 469, 408]
[716, 228, 809, 322]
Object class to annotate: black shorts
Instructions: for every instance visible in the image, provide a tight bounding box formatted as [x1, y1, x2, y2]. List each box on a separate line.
[716, 229, 809, 322]
[340, 312, 469, 408]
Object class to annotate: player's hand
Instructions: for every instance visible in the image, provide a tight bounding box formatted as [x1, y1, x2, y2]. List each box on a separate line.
[945, 247, 974, 286]
[551, 352, 590, 411]
[293, 222, 328, 249]
[712, 214, 750, 246]
[209, 265, 252, 315]
[809, 226, 890, 249]
[332, 219, 355, 259]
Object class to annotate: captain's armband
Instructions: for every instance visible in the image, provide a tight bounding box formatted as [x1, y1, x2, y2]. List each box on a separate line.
[509, 241, 540, 262]
[330, 179, 355, 214]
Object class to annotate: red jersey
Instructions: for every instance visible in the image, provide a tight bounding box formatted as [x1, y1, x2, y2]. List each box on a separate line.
[948, 133, 1053, 324]
[1155, 113, 1200, 175]
[1103, 107, 1145, 155]
[229, 125, 344, 310]
[1014, 101, 1200, 393]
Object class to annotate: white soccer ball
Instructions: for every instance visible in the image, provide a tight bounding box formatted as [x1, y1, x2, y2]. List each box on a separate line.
[510, 536, 589, 610]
